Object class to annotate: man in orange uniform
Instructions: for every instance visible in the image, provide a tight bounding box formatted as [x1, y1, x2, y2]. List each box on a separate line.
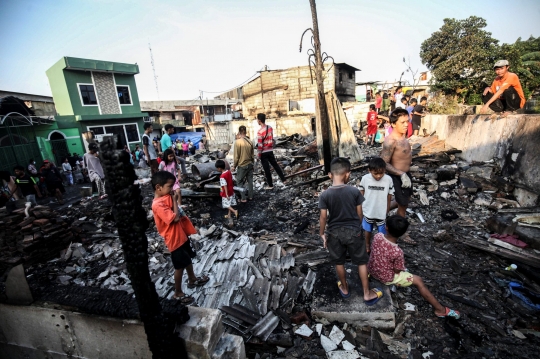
[480, 60, 525, 117]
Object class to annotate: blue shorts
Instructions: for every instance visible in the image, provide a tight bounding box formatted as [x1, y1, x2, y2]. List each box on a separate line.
[362, 218, 386, 234]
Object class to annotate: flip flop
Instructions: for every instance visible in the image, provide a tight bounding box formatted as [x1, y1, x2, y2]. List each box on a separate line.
[437, 307, 461, 319]
[173, 294, 194, 304]
[187, 276, 210, 288]
[337, 281, 351, 298]
[364, 288, 384, 306]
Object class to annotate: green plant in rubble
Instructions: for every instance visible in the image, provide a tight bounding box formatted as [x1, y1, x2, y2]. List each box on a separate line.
[427, 94, 460, 114]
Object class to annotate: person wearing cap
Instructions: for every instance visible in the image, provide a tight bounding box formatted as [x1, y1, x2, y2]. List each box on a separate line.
[480, 60, 525, 117]
[83, 143, 107, 200]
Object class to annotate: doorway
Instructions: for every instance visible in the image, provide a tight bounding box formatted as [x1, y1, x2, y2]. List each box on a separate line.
[49, 131, 70, 166]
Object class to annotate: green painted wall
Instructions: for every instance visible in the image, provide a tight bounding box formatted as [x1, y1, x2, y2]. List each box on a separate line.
[46, 58, 72, 116]
[64, 70, 100, 116]
[114, 74, 142, 114]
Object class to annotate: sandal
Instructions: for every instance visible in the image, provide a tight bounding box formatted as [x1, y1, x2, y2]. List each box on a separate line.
[437, 307, 461, 319]
[364, 288, 384, 306]
[337, 281, 350, 298]
[100, 194, 108, 200]
[187, 276, 210, 288]
[173, 294, 194, 304]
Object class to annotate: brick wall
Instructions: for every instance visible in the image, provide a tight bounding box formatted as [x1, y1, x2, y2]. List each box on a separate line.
[242, 65, 335, 119]
[205, 116, 313, 149]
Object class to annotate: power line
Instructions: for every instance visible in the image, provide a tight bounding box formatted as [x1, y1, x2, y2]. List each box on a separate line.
[199, 67, 267, 95]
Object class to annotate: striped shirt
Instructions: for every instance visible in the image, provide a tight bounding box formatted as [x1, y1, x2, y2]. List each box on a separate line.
[256, 125, 274, 158]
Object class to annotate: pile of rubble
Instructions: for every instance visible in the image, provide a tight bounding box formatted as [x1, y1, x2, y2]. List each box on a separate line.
[3, 130, 540, 358]
[0, 204, 76, 274]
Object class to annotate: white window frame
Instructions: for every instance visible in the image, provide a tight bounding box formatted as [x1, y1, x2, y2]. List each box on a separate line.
[87, 123, 141, 144]
[77, 83, 99, 107]
[116, 84, 133, 106]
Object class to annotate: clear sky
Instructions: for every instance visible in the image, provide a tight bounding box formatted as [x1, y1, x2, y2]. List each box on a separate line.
[1, 0, 539, 101]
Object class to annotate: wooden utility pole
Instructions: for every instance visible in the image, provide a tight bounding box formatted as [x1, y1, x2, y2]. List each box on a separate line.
[309, 0, 332, 174]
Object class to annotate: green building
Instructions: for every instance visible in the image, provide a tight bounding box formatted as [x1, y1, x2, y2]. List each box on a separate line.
[45, 56, 149, 161]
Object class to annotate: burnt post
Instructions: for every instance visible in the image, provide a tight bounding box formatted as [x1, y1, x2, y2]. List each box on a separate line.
[300, 0, 333, 173]
[309, 0, 332, 174]
[99, 138, 187, 359]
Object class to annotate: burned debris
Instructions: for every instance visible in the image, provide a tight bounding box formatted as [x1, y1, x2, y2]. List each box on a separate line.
[2, 128, 540, 359]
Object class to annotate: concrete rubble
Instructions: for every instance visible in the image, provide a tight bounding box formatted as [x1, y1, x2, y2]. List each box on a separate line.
[1, 131, 540, 358]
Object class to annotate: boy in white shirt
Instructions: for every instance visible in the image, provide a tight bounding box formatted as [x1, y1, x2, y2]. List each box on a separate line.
[359, 157, 395, 252]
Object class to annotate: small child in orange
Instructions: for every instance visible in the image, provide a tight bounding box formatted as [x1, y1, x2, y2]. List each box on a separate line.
[151, 171, 209, 303]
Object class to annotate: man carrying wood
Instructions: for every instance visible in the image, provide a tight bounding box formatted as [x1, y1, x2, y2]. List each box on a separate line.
[380, 108, 413, 219]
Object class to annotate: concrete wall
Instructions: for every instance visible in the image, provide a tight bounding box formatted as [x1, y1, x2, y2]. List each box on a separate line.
[422, 114, 540, 206]
[0, 303, 245, 359]
[205, 116, 313, 149]
[0, 303, 152, 358]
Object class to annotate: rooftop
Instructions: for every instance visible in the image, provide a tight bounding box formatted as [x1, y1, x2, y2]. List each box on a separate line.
[53, 56, 139, 75]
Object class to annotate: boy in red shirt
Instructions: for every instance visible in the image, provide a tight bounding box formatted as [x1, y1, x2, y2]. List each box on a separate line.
[152, 171, 209, 303]
[365, 104, 379, 146]
[368, 215, 460, 318]
[216, 159, 238, 219]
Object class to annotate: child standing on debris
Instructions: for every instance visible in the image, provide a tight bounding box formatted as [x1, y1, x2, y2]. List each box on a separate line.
[360, 157, 394, 252]
[216, 159, 238, 219]
[318, 157, 383, 304]
[158, 149, 182, 204]
[366, 104, 379, 146]
[368, 215, 461, 318]
[152, 171, 209, 304]
[83, 143, 107, 200]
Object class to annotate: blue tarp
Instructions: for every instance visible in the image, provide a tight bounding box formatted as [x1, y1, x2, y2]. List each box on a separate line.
[170, 132, 205, 147]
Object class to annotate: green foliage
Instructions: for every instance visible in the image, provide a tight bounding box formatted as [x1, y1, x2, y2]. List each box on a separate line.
[427, 94, 460, 114]
[421, 19, 540, 102]
[420, 16, 499, 98]
[467, 93, 483, 105]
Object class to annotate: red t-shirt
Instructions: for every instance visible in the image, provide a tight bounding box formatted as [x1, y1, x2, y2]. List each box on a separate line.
[367, 233, 406, 283]
[219, 170, 234, 198]
[375, 97, 382, 109]
[152, 195, 187, 252]
[366, 110, 378, 124]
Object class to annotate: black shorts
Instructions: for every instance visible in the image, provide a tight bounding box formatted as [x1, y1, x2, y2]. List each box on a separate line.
[389, 172, 413, 206]
[47, 182, 65, 194]
[411, 117, 421, 130]
[170, 240, 196, 269]
[326, 227, 368, 265]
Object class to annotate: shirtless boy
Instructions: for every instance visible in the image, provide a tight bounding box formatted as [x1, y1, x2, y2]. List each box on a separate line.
[380, 108, 412, 218]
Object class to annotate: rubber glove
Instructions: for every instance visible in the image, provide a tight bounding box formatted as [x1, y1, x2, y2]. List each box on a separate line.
[400, 173, 411, 188]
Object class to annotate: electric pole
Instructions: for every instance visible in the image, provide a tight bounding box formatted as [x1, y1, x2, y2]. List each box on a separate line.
[309, 0, 332, 173]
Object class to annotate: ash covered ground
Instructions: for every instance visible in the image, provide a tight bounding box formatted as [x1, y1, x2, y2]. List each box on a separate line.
[5, 136, 540, 359]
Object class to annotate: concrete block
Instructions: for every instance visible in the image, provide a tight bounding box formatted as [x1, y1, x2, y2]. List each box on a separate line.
[311, 263, 395, 329]
[211, 333, 245, 359]
[176, 306, 224, 359]
[5, 264, 33, 305]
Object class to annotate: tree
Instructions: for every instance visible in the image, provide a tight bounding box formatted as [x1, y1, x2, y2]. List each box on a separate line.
[420, 16, 500, 100]
[513, 36, 540, 97]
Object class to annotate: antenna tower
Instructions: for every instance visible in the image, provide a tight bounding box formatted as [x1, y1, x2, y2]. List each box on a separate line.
[148, 42, 160, 100]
